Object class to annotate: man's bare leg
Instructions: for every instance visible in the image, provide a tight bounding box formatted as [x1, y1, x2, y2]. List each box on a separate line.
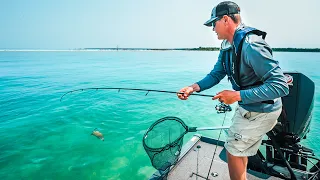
[227, 151, 248, 180]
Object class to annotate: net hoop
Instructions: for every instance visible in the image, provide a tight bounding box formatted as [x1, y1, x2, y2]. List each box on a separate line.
[142, 116, 188, 151]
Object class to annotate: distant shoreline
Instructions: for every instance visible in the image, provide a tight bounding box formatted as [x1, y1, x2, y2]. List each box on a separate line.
[84, 47, 320, 52]
[1, 47, 320, 52]
[191, 47, 320, 52]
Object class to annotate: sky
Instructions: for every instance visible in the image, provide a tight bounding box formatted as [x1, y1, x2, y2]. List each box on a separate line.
[0, 0, 319, 49]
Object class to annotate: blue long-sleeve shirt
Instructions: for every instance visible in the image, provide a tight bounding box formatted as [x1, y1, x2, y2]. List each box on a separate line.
[197, 29, 289, 113]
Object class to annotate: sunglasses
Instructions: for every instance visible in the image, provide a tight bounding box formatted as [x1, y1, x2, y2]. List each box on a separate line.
[212, 17, 222, 28]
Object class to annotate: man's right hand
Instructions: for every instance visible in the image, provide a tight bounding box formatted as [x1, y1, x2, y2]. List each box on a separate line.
[177, 86, 194, 100]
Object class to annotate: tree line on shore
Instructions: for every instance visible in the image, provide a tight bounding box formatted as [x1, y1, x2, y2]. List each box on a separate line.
[84, 47, 320, 52]
[192, 47, 320, 52]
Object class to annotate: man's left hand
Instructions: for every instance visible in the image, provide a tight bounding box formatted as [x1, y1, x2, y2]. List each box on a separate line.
[213, 90, 241, 104]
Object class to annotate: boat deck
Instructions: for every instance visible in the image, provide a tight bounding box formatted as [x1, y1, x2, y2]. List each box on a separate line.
[167, 135, 281, 180]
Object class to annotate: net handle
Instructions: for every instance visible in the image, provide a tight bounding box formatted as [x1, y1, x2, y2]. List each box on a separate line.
[188, 126, 230, 132]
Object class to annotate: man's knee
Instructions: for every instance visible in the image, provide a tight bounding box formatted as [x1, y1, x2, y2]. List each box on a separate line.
[227, 150, 247, 162]
[226, 150, 248, 180]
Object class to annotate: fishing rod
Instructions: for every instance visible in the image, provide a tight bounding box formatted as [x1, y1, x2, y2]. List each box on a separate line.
[60, 87, 215, 102]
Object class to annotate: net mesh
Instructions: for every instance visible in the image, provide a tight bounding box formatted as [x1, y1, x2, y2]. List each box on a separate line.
[143, 116, 188, 171]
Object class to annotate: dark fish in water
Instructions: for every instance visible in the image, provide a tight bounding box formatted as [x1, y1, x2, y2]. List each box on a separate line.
[91, 128, 104, 141]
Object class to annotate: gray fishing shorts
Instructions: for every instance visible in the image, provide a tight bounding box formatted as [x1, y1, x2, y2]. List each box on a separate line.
[224, 106, 281, 157]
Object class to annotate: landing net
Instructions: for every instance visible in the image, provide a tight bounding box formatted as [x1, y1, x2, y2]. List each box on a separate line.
[142, 116, 188, 171]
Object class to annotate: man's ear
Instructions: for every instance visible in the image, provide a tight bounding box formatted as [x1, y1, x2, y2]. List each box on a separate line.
[223, 15, 228, 23]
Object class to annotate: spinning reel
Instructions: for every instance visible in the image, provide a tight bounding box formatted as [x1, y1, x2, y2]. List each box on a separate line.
[215, 102, 232, 113]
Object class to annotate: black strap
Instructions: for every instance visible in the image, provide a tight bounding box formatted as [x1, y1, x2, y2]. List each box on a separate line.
[233, 43, 242, 88]
[261, 100, 275, 104]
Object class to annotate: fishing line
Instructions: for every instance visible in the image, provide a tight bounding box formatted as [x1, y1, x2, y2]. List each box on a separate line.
[206, 111, 228, 179]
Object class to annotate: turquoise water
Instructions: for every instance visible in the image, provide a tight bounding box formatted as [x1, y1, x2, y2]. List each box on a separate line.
[1, 51, 320, 179]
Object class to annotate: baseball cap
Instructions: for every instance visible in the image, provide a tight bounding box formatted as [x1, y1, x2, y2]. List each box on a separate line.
[204, 1, 240, 27]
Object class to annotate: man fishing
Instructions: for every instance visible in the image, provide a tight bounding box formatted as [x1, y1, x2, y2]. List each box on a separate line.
[177, 1, 289, 180]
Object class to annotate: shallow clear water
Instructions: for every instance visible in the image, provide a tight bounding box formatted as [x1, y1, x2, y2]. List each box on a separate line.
[1, 51, 319, 179]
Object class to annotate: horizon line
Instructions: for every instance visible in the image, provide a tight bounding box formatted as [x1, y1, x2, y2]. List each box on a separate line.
[1, 47, 320, 52]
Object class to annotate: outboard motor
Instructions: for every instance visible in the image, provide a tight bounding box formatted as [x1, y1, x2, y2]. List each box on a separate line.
[267, 72, 315, 159]
[248, 72, 318, 180]
[278, 72, 315, 139]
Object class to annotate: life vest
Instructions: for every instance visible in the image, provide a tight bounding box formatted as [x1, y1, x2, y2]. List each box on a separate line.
[221, 26, 267, 91]
[222, 26, 274, 104]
